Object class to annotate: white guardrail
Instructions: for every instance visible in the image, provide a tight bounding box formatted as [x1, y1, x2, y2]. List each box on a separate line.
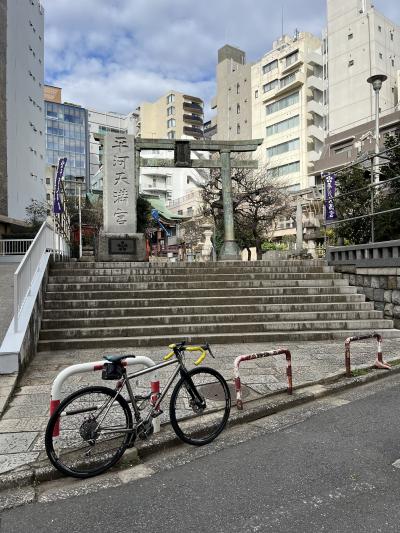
[0, 239, 33, 256]
[14, 221, 69, 332]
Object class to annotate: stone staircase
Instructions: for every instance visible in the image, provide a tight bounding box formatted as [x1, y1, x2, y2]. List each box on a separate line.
[37, 260, 399, 351]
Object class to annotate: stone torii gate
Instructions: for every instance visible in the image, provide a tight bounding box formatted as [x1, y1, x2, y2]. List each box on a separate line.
[136, 138, 263, 261]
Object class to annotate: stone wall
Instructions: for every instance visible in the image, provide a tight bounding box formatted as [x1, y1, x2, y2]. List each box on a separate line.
[0, 0, 7, 216]
[335, 266, 400, 329]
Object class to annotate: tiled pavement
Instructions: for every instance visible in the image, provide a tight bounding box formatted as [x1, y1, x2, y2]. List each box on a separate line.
[1, 337, 400, 478]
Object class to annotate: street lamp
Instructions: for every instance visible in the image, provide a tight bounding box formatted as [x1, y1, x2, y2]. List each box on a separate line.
[367, 74, 387, 183]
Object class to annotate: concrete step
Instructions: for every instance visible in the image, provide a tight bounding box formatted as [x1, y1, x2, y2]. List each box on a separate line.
[43, 286, 358, 301]
[39, 318, 394, 341]
[45, 279, 349, 292]
[48, 266, 334, 277]
[37, 328, 400, 351]
[47, 272, 340, 283]
[43, 293, 367, 310]
[42, 301, 375, 320]
[41, 310, 384, 330]
[50, 259, 328, 270]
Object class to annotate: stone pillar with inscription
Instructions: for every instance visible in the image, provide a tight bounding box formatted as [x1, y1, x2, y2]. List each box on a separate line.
[97, 133, 147, 261]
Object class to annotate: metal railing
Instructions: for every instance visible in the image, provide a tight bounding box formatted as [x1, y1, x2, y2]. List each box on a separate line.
[14, 221, 69, 332]
[0, 239, 33, 256]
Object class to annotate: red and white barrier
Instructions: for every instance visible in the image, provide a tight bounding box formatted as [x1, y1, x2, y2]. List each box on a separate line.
[234, 348, 293, 410]
[49, 355, 160, 435]
[344, 332, 391, 377]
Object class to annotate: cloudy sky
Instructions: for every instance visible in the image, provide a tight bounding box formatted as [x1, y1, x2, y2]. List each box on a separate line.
[42, 0, 399, 118]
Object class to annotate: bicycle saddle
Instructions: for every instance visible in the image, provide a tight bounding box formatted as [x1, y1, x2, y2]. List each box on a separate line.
[103, 354, 135, 363]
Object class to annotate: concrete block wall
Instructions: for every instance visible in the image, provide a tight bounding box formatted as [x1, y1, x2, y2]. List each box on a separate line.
[335, 266, 400, 329]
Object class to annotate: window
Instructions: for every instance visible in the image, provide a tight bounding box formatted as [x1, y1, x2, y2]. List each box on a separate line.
[378, 25, 382, 32]
[167, 130, 175, 139]
[266, 91, 299, 114]
[266, 115, 299, 136]
[237, 124, 240, 134]
[178, 210, 183, 215]
[262, 60, 278, 74]
[390, 32, 394, 41]
[267, 138, 299, 157]
[348, 33, 353, 40]
[152, 178, 157, 187]
[263, 79, 279, 93]
[236, 83, 240, 94]
[392, 59, 395, 67]
[348, 60, 354, 66]
[167, 106, 175, 116]
[187, 207, 193, 216]
[379, 53, 383, 59]
[267, 160, 300, 177]
[280, 72, 296, 88]
[187, 176, 190, 184]
[237, 103, 240, 114]
[334, 143, 352, 156]
[255, 90, 259, 98]
[166, 94, 175, 104]
[167, 118, 176, 128]
[285, 51, 299, 67]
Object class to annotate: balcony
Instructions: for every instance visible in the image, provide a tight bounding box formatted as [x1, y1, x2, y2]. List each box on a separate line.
[307, 75, 324, 92]
[308, 124, 325, 143]
[183, 102, 203, 114]
[306, 51, 323, 67]
[281, 53, 303, 75]
[307, 100, 325, 118]
[183, 114, 203, 125]
[183, 126, 203, 138]
[183, 94, 203, 104]
[271, 72, 305, 99]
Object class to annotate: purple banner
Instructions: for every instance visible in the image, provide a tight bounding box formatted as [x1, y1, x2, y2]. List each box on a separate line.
[325, 173, 337, 220]
[53, 157, 67, 214]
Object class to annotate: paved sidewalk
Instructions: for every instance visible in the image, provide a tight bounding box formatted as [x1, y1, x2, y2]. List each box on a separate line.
[0, 337, 399, 482]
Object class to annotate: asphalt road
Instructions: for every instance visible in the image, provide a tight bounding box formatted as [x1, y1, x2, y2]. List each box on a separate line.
[2, 374, 400, 532]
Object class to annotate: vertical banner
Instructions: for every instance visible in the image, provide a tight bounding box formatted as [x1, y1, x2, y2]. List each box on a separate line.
[53, 157, 67, 214]
[325, 173, 337, 220]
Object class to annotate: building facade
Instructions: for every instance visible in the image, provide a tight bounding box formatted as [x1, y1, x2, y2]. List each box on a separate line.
[326, 0, 400, 135]
[1, 0, 46, 222]
[88, 109, 137, 188]
[211, 33, 325, 191]
[137, 91, 204, 139]
[44, 86, 90, 196]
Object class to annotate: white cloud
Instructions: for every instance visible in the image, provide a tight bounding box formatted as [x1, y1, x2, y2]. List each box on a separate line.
[41, 0, 399, 117]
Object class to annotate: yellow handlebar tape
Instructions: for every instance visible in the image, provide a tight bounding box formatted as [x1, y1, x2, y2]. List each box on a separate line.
[186, 346, 206, 366]
[163, 345, 207, 365]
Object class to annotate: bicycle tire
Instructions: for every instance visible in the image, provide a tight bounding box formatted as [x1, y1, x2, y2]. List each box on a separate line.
[45, 386, 133, 478]
[169, 367, 231, 446]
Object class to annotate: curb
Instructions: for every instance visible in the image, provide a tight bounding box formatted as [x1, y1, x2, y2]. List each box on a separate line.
[1, 360, 400, 493]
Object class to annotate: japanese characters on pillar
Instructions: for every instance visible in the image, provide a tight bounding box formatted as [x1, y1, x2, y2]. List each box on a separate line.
[104, 134, 136, 233]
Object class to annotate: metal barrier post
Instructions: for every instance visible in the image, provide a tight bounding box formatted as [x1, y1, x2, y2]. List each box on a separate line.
[49, 356, 160, 436]
[344, 332, 391, 377]
[234, 348, 293, 410]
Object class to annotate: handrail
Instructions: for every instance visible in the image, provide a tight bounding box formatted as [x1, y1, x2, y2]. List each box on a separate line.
[14, 221, 69, 332]
[0, 239, 33, 256]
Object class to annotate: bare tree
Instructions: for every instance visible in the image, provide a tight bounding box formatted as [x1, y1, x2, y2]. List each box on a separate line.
[201, 162, 292, 259]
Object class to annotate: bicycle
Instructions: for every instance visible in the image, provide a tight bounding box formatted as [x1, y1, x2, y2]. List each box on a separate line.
[45, 341, 231, 478]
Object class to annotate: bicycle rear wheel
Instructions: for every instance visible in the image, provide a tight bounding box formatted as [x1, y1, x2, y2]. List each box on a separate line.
[45, 386, 133, 478]
[169, 367, 231, 446]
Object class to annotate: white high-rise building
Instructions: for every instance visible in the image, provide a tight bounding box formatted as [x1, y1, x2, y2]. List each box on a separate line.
[212, 33, 325, 191]
[326, 0, 400, 135]
[0, 0, 46, 222]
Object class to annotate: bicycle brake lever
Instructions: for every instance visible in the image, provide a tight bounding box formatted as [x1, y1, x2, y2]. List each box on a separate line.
[206, 343, 215, 358]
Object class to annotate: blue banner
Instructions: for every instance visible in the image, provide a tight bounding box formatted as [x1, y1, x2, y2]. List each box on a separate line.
[53, 157, 67, 214]
[325, 173, 337, 221]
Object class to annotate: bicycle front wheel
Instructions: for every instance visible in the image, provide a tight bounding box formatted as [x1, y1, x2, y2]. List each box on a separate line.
[169, 367, 231, 446]
[45, 386, 133, 478]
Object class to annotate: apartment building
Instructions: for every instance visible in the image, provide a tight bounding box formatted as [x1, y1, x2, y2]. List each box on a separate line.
[137, 91, 204, 139]
[0, 0, 46, 222]
[211, 33, 325, 191]
[326, 0, 400, 135]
